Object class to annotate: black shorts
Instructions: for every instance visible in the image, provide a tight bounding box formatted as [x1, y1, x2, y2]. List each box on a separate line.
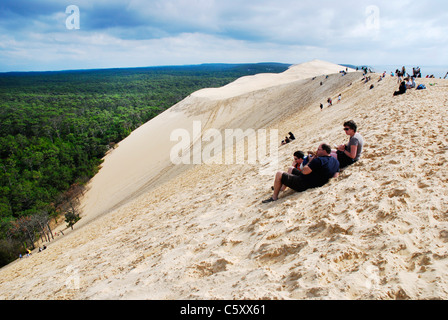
[281, 172, 309, 192]
[337, 150, 355, 169]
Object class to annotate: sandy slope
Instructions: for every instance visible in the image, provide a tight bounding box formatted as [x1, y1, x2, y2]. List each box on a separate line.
[1, 61, 448, 300]
[79, 59, 352, 226]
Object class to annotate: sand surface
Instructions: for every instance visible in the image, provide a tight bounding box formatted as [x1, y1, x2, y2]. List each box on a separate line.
[1, 60, 448, 300]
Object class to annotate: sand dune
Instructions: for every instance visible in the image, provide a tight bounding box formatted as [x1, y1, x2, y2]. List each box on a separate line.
[192, 59, 351, 100]
[1, 60, 448, 300]
[79, 59, 352, 226]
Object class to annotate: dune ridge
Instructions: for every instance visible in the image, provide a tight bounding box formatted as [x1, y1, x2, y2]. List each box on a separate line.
[1, 60, 448, 300]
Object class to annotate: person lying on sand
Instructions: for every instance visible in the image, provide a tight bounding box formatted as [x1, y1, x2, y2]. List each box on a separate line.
[281, 132, 296, 145]
[281, 136, 290, 145]
[262, 144, 339, 203]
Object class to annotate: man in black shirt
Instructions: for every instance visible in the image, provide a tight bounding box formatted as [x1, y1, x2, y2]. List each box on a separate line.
[262, 144, 340, 203]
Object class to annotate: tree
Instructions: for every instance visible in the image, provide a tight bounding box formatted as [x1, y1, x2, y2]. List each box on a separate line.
[0, 238, 21, 266]
[30, 212, 54, 243]
[8, 217, 37, 250]
[65, 211, 80, 230]
[0, 63, 291, 267]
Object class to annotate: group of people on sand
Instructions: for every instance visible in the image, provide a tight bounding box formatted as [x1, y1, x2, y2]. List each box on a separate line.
[19, 245, 48, 259]
[367, 66, 427, 96]
[395, 66, 408, 78]
[19, 249, 33, 259]
[396, 66, 446, 79]
[263, 120, 363, 203]
[319, 94, 342, 110]
[394, 76, 419, 96]
[281, 132, 296, 145]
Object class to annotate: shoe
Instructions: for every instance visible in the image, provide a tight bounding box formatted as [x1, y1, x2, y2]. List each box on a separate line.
[262, 197, 276, 204]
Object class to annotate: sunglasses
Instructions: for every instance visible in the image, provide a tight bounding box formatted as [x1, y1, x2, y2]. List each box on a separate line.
[344, 128, 350, 131]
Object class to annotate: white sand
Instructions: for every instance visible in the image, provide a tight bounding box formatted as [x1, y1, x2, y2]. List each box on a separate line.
[78, 59, 352, 226]
[193, 59, 350, 100]
[1, 60, 448, 300]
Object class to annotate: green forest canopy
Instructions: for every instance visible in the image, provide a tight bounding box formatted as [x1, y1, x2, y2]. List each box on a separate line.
[0, 63, 290, 266]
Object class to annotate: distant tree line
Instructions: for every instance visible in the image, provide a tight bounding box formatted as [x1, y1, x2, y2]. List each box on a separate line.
[0, 63, 290, 267]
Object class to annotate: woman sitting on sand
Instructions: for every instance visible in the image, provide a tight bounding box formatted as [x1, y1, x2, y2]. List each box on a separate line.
[332, 120, 364, 169]
[394, 81, 407, 96]
[406, 77, 416, 89]
[288, 132, 296, 141]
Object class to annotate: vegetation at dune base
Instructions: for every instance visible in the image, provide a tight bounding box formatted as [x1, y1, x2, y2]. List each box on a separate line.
[0, 63, 291, 267]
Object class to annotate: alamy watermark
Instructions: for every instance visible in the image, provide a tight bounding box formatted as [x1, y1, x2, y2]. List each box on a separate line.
[66, 5, 80, 30]
[64, 5, 380, 32]
[365, 265, 381, 291]
[365, 5, 380, 31]
[65, 265, 80, 290]
[170, 121, 279, 175]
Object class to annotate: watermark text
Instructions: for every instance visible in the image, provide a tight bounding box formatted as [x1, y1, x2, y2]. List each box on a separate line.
[66, 5, 80, 30]
[170, 121, 279, 175]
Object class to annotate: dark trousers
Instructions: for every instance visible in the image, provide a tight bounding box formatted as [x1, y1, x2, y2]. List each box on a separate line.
[337, 150, 355, 169]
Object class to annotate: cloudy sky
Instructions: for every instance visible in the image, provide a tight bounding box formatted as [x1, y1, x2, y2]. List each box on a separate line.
[0, 0, 447, 72]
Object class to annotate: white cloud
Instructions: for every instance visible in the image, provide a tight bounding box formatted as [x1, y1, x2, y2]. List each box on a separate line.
[0, 0, 447, 71]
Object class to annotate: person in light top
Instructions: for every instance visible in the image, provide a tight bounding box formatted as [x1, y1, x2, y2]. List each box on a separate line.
[332, 120, 364, 169]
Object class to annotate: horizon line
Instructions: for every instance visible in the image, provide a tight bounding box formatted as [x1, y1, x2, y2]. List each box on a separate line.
[1, 62, 445, 76]
[0, 62, 296, 75]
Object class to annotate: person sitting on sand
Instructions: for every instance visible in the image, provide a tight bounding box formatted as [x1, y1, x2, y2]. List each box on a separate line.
[293, 150, 317, 173]
[332, 120, 364, 169]
[281, 136, 290, 145]
[274, 151, 306, 192]
[394, 81, 407, 96]
[288, 132, 296, 141]
[406, 77, 416, 89]
[262, 144, 339, 203]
